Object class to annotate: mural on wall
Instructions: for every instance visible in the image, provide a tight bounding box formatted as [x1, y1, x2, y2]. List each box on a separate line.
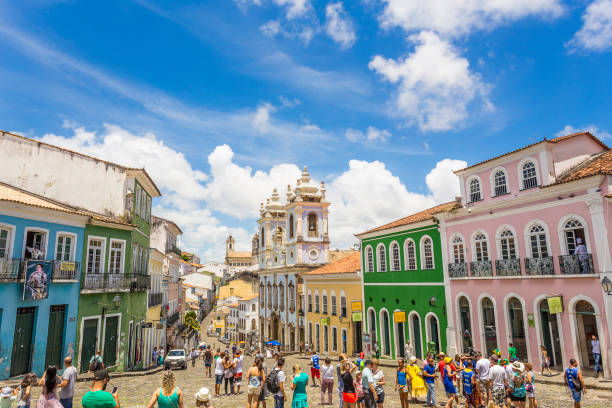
[24, 261, 51, 300]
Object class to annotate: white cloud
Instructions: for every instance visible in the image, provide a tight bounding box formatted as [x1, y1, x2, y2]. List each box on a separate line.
[325, 2, 357, 49]
[425, 159, 467, 202]
[252, 102, 277, 134]
[273, 0, 311, 19]
[366, 126, 391, 142]
[345, 128, 364, 142]
[369, 31, 490, 131]
[260, 20, 281, 36]
[567, 0, 612, 53]
[556, 124, 611, 140]
[378, 0, 564, 37]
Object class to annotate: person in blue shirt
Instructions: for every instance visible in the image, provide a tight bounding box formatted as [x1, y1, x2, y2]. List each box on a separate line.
[422, 357, 437, 408]
[310, 351, 321, 387]
[462, 360, 477, 408]
[564, 359, 586, 408]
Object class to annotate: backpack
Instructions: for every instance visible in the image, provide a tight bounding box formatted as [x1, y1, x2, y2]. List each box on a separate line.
[90, 356, 102, 372]
[266, 369, 281, 393]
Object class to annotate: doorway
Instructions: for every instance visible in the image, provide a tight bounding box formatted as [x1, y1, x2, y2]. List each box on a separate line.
[507, 297, 528, 360]
[80, 318, 98, 373]
[428, 315, 440, 354]
[539, 300, 562, 368]
[45, 305, 66, 368]
[481, 297, 498, 356]
[354, 321, 363, 353]
[411, 314, 422, 359]
[396, 320, 406, 358]
[104, 316, 119, 367]
[11, 307, 35, 377]
[458, 296, 473, 352]
[381, 310, 391, 356]
[575, 300, 598, 369]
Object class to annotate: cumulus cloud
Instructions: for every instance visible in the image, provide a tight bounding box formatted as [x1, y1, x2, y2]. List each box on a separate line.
[325, 2, 357, 49]
[273, 0, 311, 19]
[566, 0, 612, 53]
[369, 31, 491, 131]
[378, 0, 564, 37]
[425, 159, 467, 202]
[556, 124, 611, 140]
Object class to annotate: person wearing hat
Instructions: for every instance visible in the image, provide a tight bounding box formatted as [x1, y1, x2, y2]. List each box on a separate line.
[1, 386, 17, 407]
[442, 357, 460, 408]
[195, 387, 214, 408]
[82, 370, 119, 408]
[406, 356, 426, 403]
[509, 362, 527, 407]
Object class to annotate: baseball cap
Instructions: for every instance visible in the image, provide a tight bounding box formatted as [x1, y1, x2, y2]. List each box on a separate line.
[94, 369, 110, 380]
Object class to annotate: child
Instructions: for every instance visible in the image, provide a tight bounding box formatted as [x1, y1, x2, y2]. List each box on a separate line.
[540, 347, 551, 377]
[1, 387, 17, 407]
[354, 372, 364, 408]
[16, 373, 36, 408]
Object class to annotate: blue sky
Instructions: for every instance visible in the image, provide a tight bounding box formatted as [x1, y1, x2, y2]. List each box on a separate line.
[1, 0, 611, 260]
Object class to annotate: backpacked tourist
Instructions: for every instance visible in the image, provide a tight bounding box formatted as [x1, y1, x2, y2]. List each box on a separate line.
[564, 359, 586, 408]
[524, 362, 537, 408]
[509, 362, 527, 408]
[146, 370, 184, 408]
[205, 347, 213, 378]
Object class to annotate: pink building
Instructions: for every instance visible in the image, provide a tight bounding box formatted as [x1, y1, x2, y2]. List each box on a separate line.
[441, 132, 612, 378]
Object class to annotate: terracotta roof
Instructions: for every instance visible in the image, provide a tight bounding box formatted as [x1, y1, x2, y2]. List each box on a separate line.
[227, 251, 252, 258]
[305, 251, 361, 275]
[456, 132, 607, 173]
[358, 201, 460, 235]
[546, 149, 612, 186]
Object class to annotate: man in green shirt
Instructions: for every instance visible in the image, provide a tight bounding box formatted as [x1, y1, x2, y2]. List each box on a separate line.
[508, 343, 517, 360]
[82, 370, 120, 408]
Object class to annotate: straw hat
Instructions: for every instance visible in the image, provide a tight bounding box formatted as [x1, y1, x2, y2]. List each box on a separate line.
[195, 387, 210, 402]
[512, 361, 524, 372]
[410, 356, 417, 363]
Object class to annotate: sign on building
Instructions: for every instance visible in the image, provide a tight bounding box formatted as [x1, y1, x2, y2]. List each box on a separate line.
[23, 260, 51, 300]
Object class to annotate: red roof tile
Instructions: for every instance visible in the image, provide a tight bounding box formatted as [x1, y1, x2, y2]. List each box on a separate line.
[305, 251, 361, 275]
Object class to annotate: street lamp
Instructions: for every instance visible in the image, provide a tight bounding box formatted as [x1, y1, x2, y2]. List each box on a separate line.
[601, 277, 612, 295]
[101, 295, 122, 317]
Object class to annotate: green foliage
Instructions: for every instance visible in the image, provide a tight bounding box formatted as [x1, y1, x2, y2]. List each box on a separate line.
[184, 310, 200, 331]
[181, 254, 190, 262]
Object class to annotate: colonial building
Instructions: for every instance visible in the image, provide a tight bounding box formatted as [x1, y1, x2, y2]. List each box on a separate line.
[144, 247, 166, 368]
[238, 293, 259, 347]
[356, 202, 459, 360]
[256, 167, 330, 351]
[444, 131, 612, 378]
[225, 235, 255, 272]
[303, 251, 362, 356]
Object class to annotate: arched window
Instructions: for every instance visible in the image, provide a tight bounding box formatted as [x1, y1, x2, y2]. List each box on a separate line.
[267, 284, 272, 309]
[252, 304, 256, 312]
[493, 170, 508, 196]
[529, 224, 548, 258]
[340, 291, 347, 317]
[452, 236, 465, 263]
[473, 233, 489, 261]
[308, 213, 318, 237]
[458, 296, 472, 353]
[481, 297, 497, 356]
[499, 229, 517, 260]
[522, 161, 538, 189]
[390, 242, 401, 271]
[261, 227, 265, 247]
[279, 283, 285, 310]
[404, 240, 416, 270]
[289, 214, 294, 238]
[331, 291, 337, 316]
[563, 219, 586, 254]
[421, 237, 434, 269]
[314, 291, 320, 313]
[469, 178, 482, 202]
[322, 291, 328, 314]
[365, 246, 374, 272]
[377, 244, 387, 272]
[368, 309, 376, 336]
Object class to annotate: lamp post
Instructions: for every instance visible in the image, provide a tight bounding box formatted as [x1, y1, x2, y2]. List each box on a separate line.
[100, 295, 122, 317]
[602, 277, 612, 295]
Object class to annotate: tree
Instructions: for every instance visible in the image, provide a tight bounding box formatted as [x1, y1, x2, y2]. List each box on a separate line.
[185, 310, 200, 331]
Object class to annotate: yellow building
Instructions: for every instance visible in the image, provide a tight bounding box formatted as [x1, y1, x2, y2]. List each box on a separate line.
[303, 251, 363, 356]
[218, 279, 256, 301]
[212, 307, 229, 337]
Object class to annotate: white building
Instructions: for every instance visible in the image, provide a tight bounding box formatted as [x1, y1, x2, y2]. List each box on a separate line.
[238, 293, 259, 347]
[226, 303, 239, 343]
[182, 272, 214, 315]
[198, 261, 228, 279]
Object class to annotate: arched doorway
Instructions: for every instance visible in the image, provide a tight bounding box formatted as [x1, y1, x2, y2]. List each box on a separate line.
[395, 314, 406, 358]
[381, 310, 391, 356]
[290, 325, 296, 351]
[368, 308, 377, 340]
[575, 300, 598, 370]
[271, 314, 280, 341]
[427, 314, 440, 354]
[458, 296, 473, 352]
[411, 313, 422, 359]
[507, 297, 528, 360]
[481, 297, 497, 356]
[539, 299, 562, 368]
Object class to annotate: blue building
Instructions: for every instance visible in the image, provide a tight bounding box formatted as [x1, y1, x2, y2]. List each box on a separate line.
[0, 182, 87, 379]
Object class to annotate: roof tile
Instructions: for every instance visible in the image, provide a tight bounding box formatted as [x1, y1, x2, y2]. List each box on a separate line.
[359, 201, 460, 235]
[305, 251, 361, 275]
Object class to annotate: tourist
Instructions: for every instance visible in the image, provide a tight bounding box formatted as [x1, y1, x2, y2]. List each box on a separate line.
[508, 343, 517, 361]
[361, 360, 377, 408]
[540, 347, 551, 377]
[509, 362, 527, 408]
[16, 373, 36, 408]
[195, 387, 214, 408]
[309, 351, 320, 387]
[1, 387, 16, 407]
[443, 357, 459, 408]
[205, 347, 213, 378]
[371, 360, 385, 408]
[407, 357, 426, 404]
[422, 357, 437, 408]
[214, 352, 225, 397]
[81, 369, 119, 408]
[146, 370, 184, 408]
[564, 359, 586, 408]
[36, 366, 63, 408]
[153, 348, 159, 367]
[336, 355, 346, 408]
[59, 357, 77, 408]
[273, 358, 287, 408]
[340, 360, 357, 408]
[223, 354, 235, 395]
[475, 352, 491, 407]
[89, 350, 104, 373]
[524, 362, 537, 408]
[290, 365, 309, 408]
[591, 335, 601, 378]
[453, 355, 463, 395]
[234, 350, 245, 394]
[320, 357, 335, 405]
[354, 372, 364, 408]
[373, 343, 380, 360]
[462, 360, 477, 408]
[247, 357, 265, 408]
[488, 356, 507, 408]
[404, 342, 414, 361]
[437, 353, 446, 380]
[191, 349, 198, 368]
[395, 358, 411, 408]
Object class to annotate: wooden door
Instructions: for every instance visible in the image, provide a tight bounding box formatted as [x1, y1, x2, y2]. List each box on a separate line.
[80, 319, 98, 373]
[103, 316, 119, 367]
[45, 305, 66, 368]
[11, 307, 35, 377]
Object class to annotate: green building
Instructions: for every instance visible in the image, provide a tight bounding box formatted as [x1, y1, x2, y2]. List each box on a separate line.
[356, 202, 458, 360]
[75, 176, 161, 373]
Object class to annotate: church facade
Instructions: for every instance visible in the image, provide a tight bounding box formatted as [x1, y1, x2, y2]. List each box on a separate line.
[255, 167, 330, 351]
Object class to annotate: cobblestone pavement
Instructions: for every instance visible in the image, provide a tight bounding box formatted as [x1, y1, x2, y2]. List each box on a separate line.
[25, 345, 612, 407]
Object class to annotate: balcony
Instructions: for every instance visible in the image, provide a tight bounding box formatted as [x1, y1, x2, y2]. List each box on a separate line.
[559, 254, 595, 275]
[51, 260, 80, 280]
[524, 256, 554, 276]
[448, 262, 468, 278]
[131, 274, 151, 291]
[167, 311, 180, 325]
[149, 292, 163, 307]
[495, 259, 521, 277]
[470, 260, 493, 277]
[0, 259, 23, 281]
[82, 273, 131, 291]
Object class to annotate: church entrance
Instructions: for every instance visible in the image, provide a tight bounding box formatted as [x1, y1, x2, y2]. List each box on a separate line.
[271, 314, 280, 341]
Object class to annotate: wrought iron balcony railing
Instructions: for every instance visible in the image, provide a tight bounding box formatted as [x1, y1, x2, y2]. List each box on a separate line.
[131, 273, 151, 291]
[524, 256, 554, 276]
[470, 260, 493, 277]
[495, 259, 521, 277]
[149, 292, 163, 307]
[448, 262, 468, 278]
[559, 254, 595, 275]
[0, 258, 23, 281]
[51, 260, 80, 280]
[82, 273, 131, 290]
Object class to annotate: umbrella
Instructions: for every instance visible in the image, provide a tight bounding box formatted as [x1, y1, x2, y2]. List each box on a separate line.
[266, 340, 282, 346]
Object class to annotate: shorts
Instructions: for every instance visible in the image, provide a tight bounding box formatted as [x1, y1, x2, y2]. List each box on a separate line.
[248, 385, 262, 396]
[571, 389, 582, 402]
[205, 362, 212, 367]
[444, 380, 457, 395]
[343, 392, 357, 403]
[311, 367, 320, 378]
[234, 372, 243, 385]
[376, 391, 385, 404]
[510, 395, 526, 402]
[215, 374, 223, 385]
[356, 396, 364, 403]
[526, 390, 535, 398]
[398, 385, 409, 393]
[492, 386, 506, 406]
[465, 393, 475, 407]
